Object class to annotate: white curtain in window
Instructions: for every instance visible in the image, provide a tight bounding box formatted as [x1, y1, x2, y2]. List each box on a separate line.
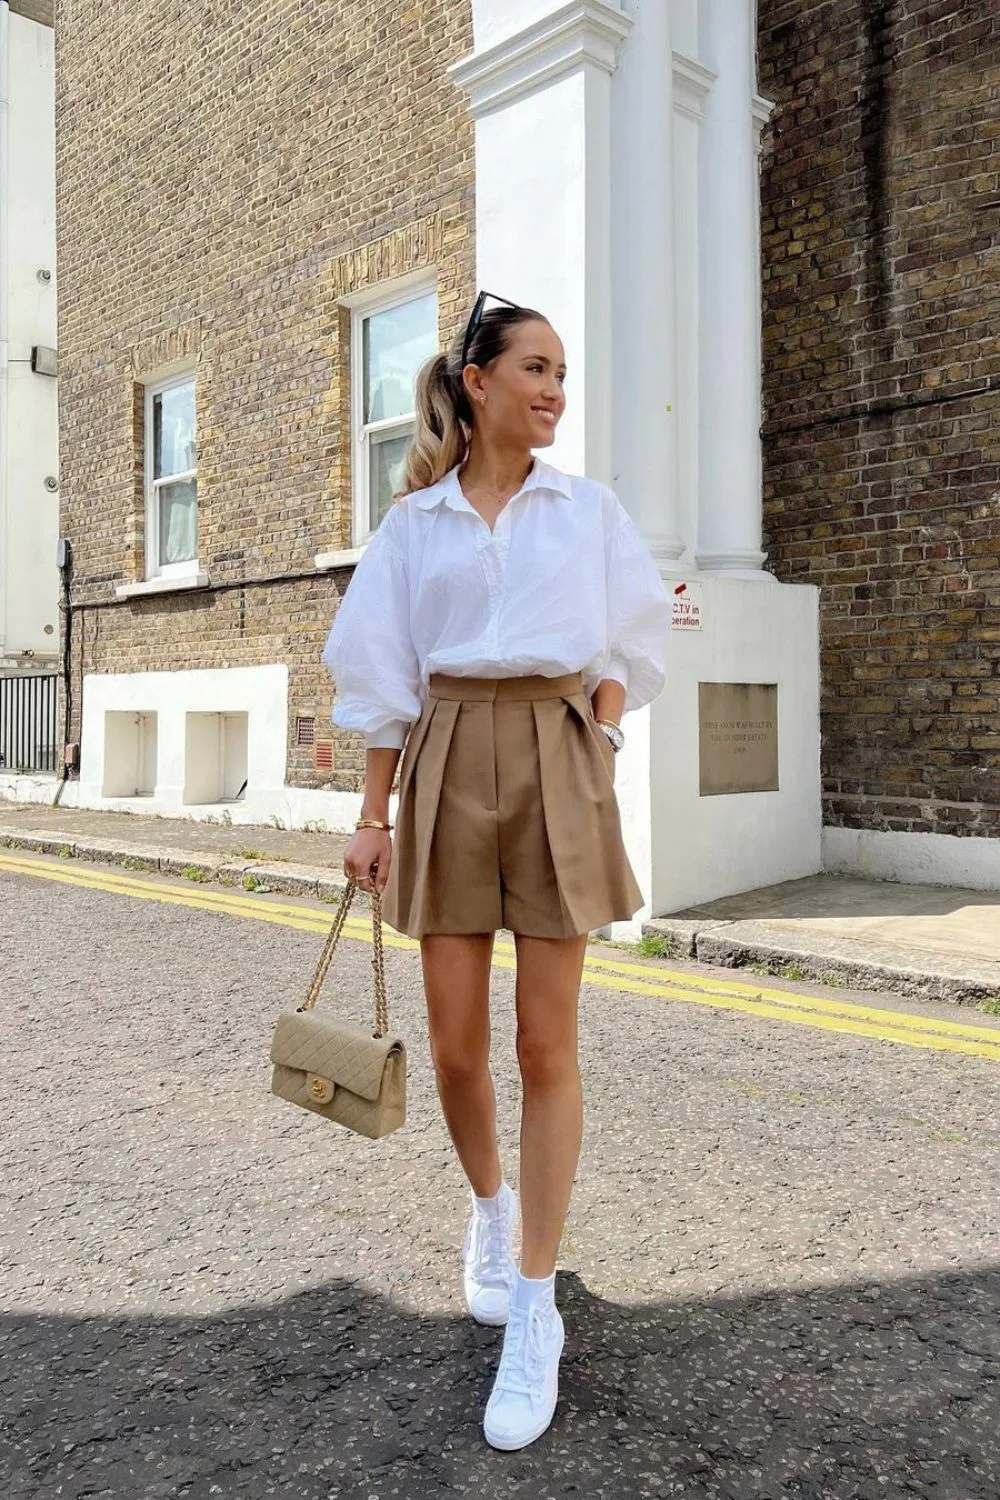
[160, 481, 198, 565]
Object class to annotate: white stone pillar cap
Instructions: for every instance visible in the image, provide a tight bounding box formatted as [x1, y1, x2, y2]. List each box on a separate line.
[450, 0, 632, 119]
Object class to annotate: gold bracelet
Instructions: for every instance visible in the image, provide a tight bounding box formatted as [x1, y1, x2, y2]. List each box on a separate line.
[356, 819, 392, 832]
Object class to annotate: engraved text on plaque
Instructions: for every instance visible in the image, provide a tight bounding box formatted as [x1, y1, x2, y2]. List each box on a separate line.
[699, 682, 779, 796]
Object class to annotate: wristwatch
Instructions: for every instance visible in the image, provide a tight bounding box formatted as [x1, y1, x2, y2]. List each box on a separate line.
[596, 719, 625, 754]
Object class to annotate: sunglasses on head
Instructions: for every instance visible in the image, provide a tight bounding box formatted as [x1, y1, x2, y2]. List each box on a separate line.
[461, 290, 521, 368]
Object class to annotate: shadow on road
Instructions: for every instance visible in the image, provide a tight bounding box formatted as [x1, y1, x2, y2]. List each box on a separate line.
[2, 1263, 997, 1499]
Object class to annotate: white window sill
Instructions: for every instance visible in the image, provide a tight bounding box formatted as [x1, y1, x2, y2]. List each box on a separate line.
[116, 571, 210, 600]
[314, 546, 368, 571]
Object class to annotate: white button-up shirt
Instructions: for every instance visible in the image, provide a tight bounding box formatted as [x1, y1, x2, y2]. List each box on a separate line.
[323, 459, 671, 748]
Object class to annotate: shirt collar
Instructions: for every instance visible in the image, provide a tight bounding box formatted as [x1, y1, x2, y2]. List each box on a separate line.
[412, 458, 574, 510]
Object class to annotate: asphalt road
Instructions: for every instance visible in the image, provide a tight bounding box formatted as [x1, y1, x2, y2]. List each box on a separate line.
[2, 853, 999, 1500]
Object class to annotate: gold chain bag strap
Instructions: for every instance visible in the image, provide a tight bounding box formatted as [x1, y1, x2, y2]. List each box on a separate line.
[269, 881, 406, 1139]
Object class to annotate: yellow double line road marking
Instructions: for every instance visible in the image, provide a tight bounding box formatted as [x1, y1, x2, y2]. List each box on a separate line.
[4, 849, 1000, 1064]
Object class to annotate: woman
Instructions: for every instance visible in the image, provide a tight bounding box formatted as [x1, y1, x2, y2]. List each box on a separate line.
[323, 293, 670, 1451]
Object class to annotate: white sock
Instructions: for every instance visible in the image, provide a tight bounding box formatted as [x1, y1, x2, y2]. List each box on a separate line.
[473, 1184, 508, 1218]
[512, 1270, 556, 1313]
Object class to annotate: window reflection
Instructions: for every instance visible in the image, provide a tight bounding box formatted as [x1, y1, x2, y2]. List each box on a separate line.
[363, 294, 437, 425]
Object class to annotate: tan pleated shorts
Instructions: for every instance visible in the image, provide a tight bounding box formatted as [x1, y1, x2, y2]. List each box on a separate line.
[384, 673, 643, 940]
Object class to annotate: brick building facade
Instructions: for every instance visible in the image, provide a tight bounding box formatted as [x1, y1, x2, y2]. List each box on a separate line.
[759, 2, 1000, 879]
[43, 0, 831, 918]
[42, 0, 1000, 906]
[55, 0, 474, 811]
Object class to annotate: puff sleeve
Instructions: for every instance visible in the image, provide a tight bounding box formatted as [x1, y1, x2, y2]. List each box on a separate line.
[321, 510, 421, 750]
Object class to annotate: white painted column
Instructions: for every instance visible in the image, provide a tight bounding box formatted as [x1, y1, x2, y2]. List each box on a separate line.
[671, 45, 715, 565]
[610, 0, 685, 572]
[452, 1, 633, 483]
[696, 0, 771, 577]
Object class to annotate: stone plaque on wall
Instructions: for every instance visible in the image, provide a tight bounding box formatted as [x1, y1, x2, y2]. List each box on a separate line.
[699, 683, 779, 796]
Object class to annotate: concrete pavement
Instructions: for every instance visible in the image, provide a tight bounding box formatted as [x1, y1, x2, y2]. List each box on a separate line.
[2, 851, 999, 1497]
[648, 872, 1000, 1004]
[1, 800, 998, 1002]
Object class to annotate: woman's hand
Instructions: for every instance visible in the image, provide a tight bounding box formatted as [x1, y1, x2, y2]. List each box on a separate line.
[344, 829, 392, 896]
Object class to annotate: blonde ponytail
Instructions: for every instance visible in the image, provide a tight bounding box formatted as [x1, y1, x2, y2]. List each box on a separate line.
[400, 349, 470, 496]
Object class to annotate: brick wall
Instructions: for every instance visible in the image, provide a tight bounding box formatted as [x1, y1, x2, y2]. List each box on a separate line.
[759, 1, 1000, 840]
[56, 0, 475, 792]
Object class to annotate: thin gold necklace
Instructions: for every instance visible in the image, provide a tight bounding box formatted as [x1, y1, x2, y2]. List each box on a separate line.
[459, 465, 526, 508]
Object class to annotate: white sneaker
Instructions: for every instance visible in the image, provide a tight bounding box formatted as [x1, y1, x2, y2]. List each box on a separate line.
[462, 1184, 518, 1327]
[483, 1300, 565, 1451]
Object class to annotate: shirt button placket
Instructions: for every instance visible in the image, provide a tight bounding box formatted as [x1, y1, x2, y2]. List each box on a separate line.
[486, 536, 505, 647]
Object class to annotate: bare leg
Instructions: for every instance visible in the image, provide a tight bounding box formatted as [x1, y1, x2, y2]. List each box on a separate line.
[421, 933, 502, 1198]
[513, 934, 588, 1278]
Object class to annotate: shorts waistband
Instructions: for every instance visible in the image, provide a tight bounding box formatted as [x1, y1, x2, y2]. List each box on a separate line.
[427, 673, 584, 702]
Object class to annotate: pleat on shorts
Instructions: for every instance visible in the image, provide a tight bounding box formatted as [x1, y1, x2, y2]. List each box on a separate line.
[383, 673, 643, 940]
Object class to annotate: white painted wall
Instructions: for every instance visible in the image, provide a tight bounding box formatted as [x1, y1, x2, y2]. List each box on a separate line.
[474, 69, 592, 474]
[73, 665, 366, 832]
[472, 0, 579, 52]
[80, 666, 290, 815]
[0, 9, 59, 668]
[650, 577, 822, 912]
[824, 828, 1000, 893]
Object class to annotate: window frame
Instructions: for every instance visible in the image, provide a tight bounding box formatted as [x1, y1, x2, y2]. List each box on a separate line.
[144, 371, 198, 581]
[347, 274, 438, 548]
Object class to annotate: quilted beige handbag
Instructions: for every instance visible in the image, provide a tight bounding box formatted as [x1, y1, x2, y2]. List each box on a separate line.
[269, 881, 406, 1139]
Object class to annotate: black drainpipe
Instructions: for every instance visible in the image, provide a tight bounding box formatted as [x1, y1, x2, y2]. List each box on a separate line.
[55, 536, 73, 800]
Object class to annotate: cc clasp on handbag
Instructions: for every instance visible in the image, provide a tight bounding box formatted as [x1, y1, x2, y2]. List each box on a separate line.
[308, 1074, 335, 1104]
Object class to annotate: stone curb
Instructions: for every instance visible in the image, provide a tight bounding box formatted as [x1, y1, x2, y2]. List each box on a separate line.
[0, 825, 350, 905]
[644, 915, 998, 1006]
[640, 917, 726, 960]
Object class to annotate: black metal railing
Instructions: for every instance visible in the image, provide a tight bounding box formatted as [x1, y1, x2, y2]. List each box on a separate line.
[0, 674, 59, 774]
